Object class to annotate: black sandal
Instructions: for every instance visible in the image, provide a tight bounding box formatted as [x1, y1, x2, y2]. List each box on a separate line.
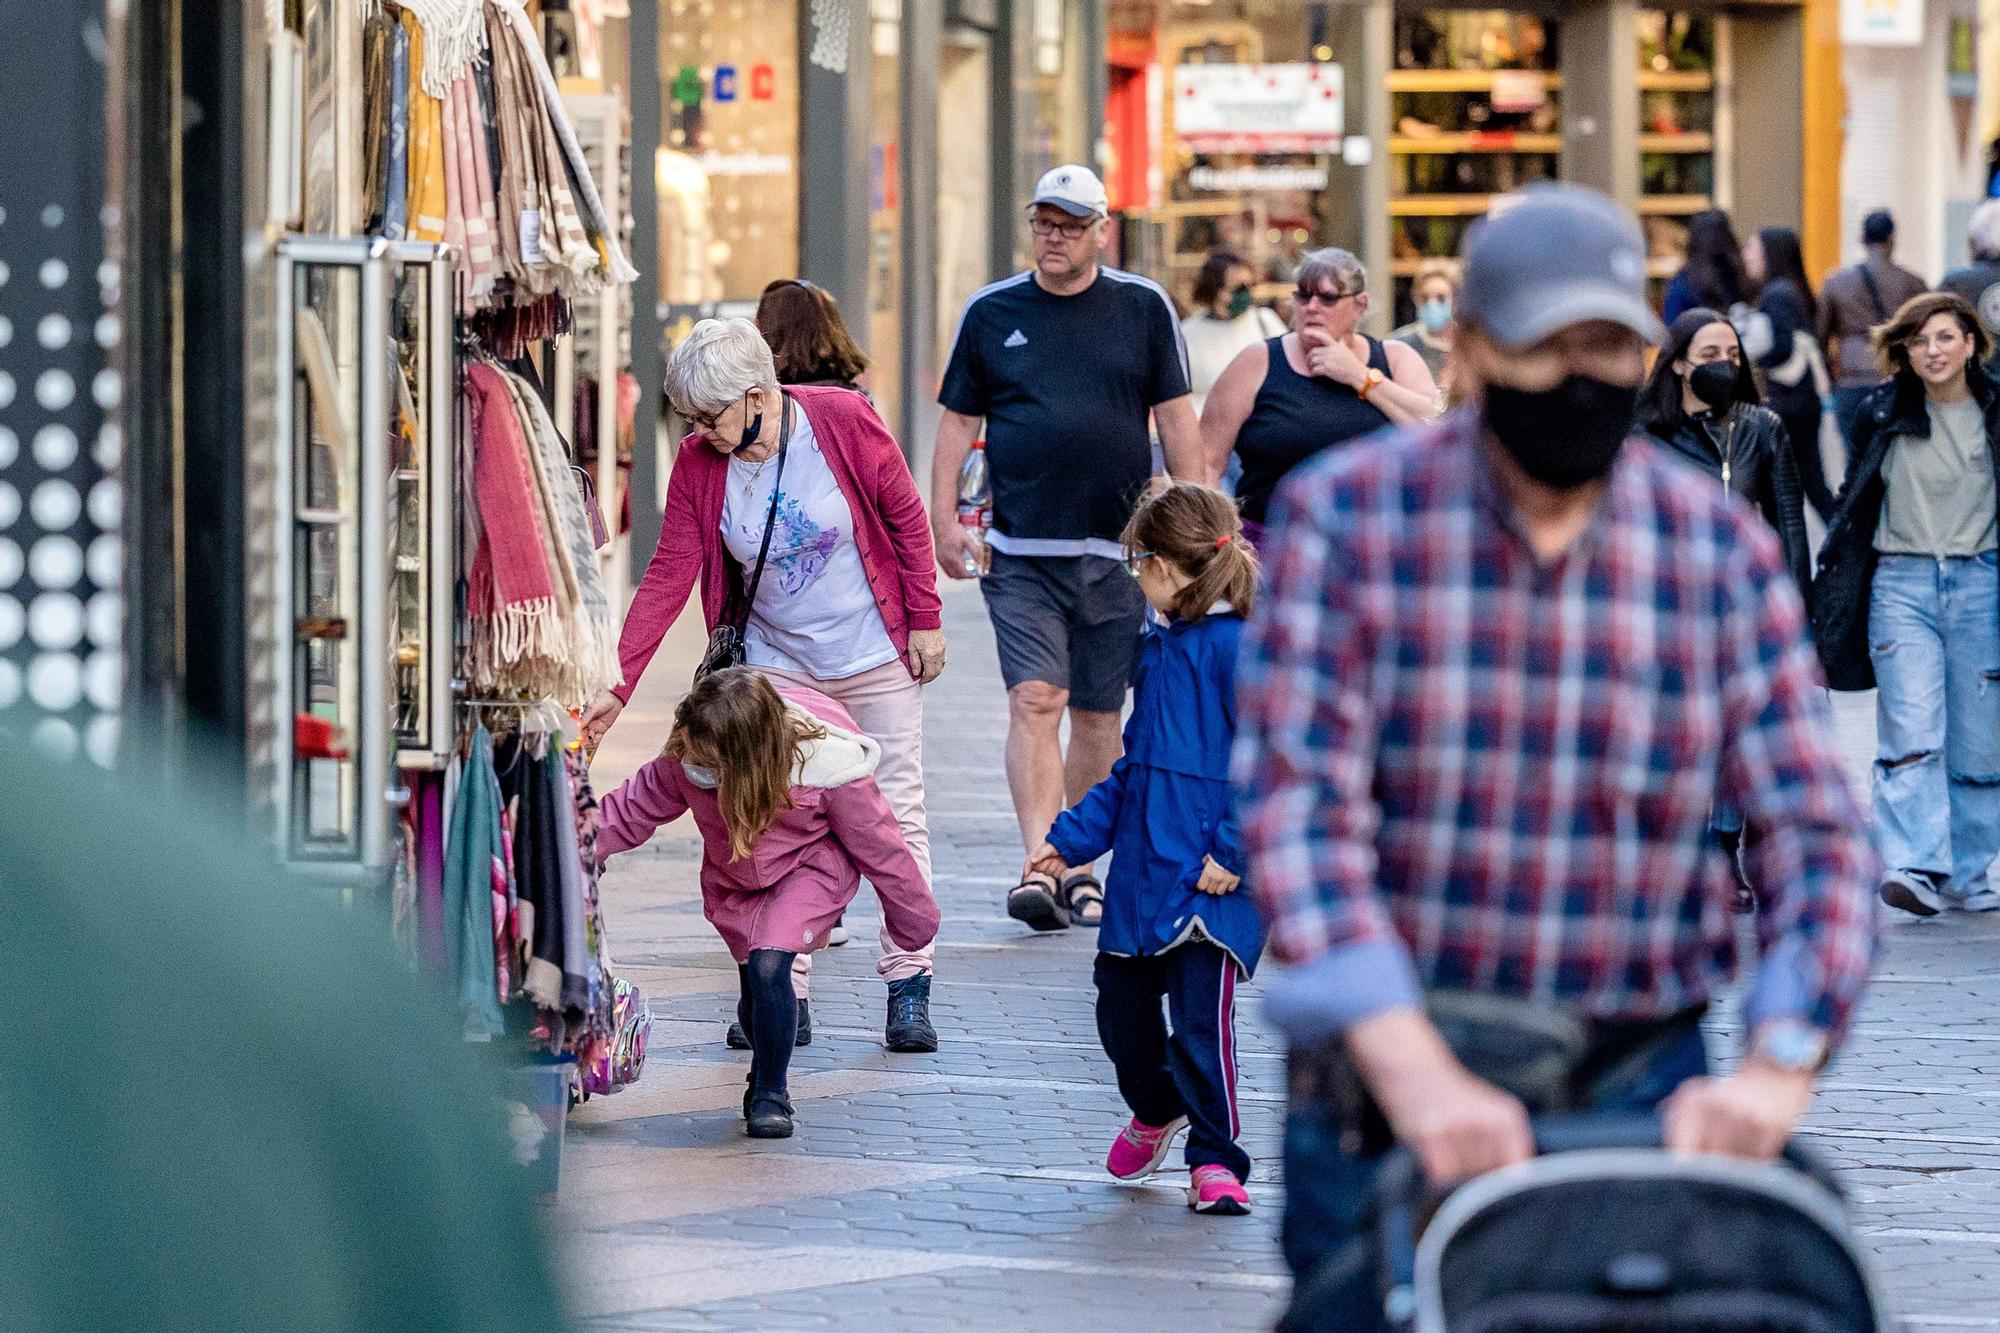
[1062, 872, 1105, 927]
[1007, 873, 1071, 932]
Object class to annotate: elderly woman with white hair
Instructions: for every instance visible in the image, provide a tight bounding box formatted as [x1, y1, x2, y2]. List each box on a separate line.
[581, 317, 948, 1053]
[1941, 198, 2000, 370]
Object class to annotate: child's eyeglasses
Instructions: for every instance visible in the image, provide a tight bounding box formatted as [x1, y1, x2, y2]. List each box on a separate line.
[1123, 550, 1154, 578]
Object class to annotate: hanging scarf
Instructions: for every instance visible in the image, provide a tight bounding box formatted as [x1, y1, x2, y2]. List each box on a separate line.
[402, 11, 449, 243]
[362, 11, 394, 233]
[443, 727, 508, 1039]
[465, 363, 564, 688]
[438, 60, 469, 262]
[483, 5, 543, 294]
[505, 370, 622, 701]
[449, 72, 500, 311]
[399, 0, 488, 100]
[549, 747, 591, 1017]
[495, 0, 639, 285]
[382, 19, 411, 241]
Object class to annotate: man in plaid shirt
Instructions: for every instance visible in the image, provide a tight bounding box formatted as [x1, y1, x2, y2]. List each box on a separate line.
[1235, 187, 1878, 1326]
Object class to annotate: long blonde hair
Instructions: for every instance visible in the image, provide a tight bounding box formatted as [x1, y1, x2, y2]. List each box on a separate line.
[667, 668, 826, 861]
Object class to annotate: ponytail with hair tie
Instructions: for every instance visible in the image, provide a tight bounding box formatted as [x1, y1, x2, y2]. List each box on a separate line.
[1120, 482, 1260, 624]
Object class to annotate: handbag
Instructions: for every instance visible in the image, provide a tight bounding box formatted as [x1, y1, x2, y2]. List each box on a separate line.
[695, 396, 792, 682]
[571, 464, 611, 551]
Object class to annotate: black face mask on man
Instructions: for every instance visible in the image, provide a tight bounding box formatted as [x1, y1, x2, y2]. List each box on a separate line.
[1686, 361, 1739, 412]
[1483, 375, 1638, 490]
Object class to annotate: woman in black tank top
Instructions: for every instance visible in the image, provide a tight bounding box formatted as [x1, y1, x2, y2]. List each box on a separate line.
[1200, 249, 1441, 540]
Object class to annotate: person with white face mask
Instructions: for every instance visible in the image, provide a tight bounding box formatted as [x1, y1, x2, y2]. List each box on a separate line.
[1390, 257, 1460, 391]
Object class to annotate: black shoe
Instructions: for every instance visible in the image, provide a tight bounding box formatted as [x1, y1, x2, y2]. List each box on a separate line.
[884, 973, 938, 1053]
[745, 1091, 795, 1138]
[726, 998, 811, 1049]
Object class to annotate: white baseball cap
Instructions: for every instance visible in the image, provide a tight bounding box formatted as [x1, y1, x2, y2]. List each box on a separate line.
[1030, 164, 1108, 219]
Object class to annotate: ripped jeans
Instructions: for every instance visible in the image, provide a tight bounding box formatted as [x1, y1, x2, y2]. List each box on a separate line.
[1869, 551, 2000, 901]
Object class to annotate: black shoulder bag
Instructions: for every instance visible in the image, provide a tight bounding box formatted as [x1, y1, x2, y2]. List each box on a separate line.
[695, 395, 792, 682]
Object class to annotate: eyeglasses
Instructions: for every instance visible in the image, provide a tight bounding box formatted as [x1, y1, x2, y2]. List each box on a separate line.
[1123, 550, 1155, 579]
[1295, 288, 1359, 308]
[686, 404, 727, 432]
[1906, 331, 1966, 353]
[1030, 216, 1097, 240]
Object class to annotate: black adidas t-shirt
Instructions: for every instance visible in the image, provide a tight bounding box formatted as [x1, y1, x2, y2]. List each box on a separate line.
[939, 268, 1190, 549]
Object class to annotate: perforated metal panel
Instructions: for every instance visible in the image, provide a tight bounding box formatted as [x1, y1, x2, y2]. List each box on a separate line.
[0, 6, 120, 764]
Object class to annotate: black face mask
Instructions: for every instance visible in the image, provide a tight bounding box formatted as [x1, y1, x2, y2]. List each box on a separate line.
[738, 391, 765, 449]
[1687, 361, 1739, 412]
[1484, 375, 1638, 490]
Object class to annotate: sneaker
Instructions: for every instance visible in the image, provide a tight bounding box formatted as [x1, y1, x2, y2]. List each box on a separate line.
[1187, 1164, 1252, 1216]
[884, 973, 938, 1052]
[726, 998, 812, 1050]
[1106, 1115, 1188, 1180]
[829, 914, 850, 947]
[1955, 890, 2000, 913]
[745, 1091, 795, 1139]
[1881, 868, 1945, 918]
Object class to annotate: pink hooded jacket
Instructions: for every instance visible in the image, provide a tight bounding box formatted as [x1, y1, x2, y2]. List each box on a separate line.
[596, 688, 938, 961]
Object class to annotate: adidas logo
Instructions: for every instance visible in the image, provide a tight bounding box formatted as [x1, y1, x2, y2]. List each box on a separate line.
[1003, 329, 1028, 348]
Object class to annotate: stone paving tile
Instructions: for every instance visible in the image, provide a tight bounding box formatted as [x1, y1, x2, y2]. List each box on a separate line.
[560, 583, 2000, 1330]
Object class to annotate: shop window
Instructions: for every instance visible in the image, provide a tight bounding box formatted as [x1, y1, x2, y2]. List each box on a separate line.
[1636, 11, 1723, 301]
[1389, 9, 1561, 323]
[659, 0, 801, 318]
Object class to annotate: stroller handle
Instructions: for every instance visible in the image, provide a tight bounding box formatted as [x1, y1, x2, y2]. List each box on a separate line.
[1373, 1113, 1833, 1332]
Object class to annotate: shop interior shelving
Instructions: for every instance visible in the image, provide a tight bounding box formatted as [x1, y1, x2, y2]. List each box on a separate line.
[1637, 11, 1727, 303]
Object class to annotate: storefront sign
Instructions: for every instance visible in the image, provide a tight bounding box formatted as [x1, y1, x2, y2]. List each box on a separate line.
[1842, 0, 1924, 46]
[1174, 63, 1343, 153]
[1188, 164, 1330, 192]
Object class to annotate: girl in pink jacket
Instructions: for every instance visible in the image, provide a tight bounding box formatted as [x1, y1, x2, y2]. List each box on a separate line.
[597, 668, 939, 1138]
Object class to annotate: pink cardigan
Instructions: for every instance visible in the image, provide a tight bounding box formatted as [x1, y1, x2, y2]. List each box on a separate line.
[611, 385, 942, 702]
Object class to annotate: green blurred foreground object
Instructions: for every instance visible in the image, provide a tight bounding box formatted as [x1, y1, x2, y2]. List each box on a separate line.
[0, 741, 575, 1333]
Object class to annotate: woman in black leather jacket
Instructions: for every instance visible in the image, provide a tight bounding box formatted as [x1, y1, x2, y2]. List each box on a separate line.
[1637, 307, 1813, 605]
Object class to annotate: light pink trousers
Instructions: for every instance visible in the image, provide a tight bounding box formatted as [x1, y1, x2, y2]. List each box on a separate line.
[760, 659, 935, 994]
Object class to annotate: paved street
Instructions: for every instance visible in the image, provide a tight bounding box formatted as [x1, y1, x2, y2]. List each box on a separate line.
[563, 582, 2000, 1332]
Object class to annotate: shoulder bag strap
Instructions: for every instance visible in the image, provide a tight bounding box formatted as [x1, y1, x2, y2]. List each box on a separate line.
[734, 393, 793, 630]
[1858, 263, 1889, 322]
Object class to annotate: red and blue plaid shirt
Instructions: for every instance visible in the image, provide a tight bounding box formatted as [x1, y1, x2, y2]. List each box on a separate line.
[1235, 411, 1878, 1045]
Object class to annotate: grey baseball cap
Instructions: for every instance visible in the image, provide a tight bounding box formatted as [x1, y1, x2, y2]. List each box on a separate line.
[1457, 184, 1664, 349]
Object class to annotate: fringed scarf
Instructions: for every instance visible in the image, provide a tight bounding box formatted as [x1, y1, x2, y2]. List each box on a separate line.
[448, 72, 501, 312]
[402, 11, 449, 243]
[465, 362, 564, 688]
[400, 0, 488, 100]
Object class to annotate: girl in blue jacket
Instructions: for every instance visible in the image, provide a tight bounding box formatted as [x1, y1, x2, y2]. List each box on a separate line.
[1028, 483, 1266, 1217]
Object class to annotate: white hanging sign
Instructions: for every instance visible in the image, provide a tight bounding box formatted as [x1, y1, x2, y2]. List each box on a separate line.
[1842, 0, 1924, 47]
[1174, 63, 1344, 153]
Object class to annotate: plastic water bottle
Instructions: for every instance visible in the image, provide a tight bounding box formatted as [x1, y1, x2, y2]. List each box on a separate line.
[955, 440, 993, 578]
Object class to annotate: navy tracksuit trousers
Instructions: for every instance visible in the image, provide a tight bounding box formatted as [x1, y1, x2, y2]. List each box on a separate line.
[1093, 940, 1250, 1180]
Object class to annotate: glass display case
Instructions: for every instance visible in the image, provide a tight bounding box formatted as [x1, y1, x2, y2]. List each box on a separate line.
[386, 241, 456, 772]
[273, 236, 398, 876]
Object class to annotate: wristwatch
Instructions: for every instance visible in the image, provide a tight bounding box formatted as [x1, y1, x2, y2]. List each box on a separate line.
[1749, 1021, 1830, 1075]
[1357, 368, 1387, 400]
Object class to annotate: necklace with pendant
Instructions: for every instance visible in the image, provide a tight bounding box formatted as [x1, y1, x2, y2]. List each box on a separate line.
[741, 453, 770, 495]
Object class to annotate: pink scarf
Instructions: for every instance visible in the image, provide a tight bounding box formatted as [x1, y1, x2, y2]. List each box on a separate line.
[466, 363, 563, 679]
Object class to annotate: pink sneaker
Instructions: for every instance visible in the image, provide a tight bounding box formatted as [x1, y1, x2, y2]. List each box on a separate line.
[1188, 1165, 1252, 1215]
[1105, 1115, 1188, 1180]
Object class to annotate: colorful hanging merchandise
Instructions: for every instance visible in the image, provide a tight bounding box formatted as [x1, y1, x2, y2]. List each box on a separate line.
[444, 726, 513, 1040]
[370, 0, 636, 342]
[462, 360, 621, 707]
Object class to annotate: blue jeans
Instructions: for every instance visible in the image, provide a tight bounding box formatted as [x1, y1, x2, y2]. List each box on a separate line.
[1870, 551, 2000, 901]
[1278, 1013, 1709, 1332]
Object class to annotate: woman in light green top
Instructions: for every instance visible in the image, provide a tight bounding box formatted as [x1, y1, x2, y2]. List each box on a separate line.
[1813, 291, 2000, 918]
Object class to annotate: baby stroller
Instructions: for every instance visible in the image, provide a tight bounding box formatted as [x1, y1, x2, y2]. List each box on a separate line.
[1374, 1115, 1891, 1333]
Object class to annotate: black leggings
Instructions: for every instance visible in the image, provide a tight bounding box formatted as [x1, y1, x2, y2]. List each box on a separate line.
[738, 949, 799, 1098]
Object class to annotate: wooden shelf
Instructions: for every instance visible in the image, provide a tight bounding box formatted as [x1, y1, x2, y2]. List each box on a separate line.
[1638, 132, 1714, 154]
[1638, 69, 1715, 93]
[1389, 133, 1562, 155]
[1637, 194, 1712, 216]
[1386, 69, 1562, 94]
[1388, 194, 1502, 218]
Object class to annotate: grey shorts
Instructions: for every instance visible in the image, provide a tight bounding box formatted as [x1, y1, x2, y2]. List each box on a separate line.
[980, 551, 1146, 713]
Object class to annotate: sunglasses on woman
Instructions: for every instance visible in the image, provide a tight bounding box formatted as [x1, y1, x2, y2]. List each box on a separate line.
[1295, 287, 1358, 308]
